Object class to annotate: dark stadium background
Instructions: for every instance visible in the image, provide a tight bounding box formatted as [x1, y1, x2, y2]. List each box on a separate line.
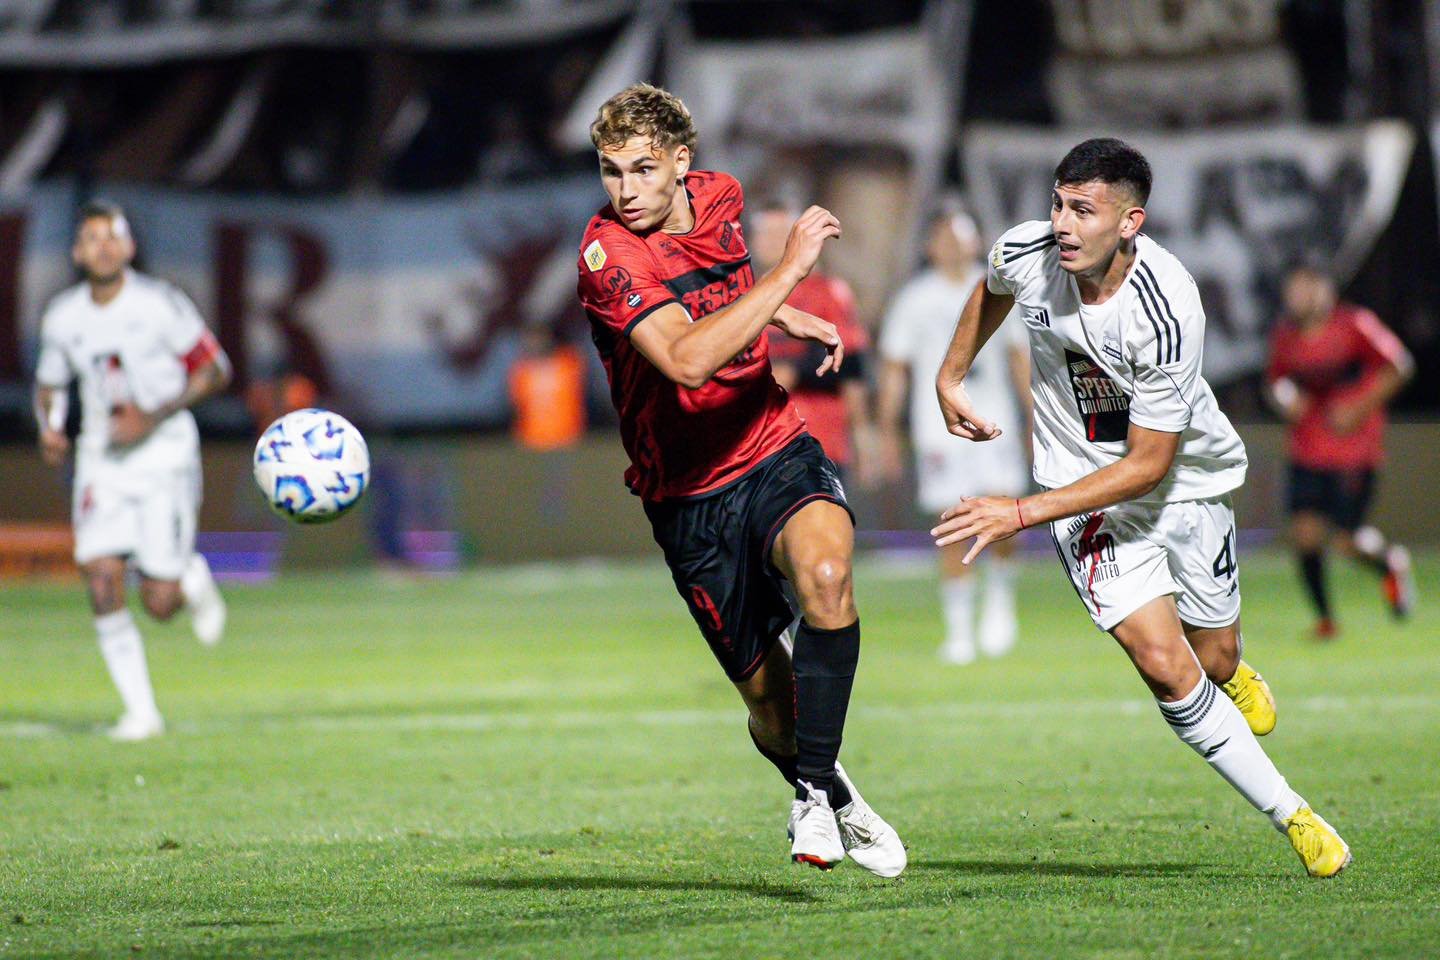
[2, 0, 1438, 566]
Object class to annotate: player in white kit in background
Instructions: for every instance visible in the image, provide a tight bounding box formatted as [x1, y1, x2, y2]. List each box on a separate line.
[33, 202, 232, 741]
[877, 201, 1030, 664]
[930, 140, 1352, 878]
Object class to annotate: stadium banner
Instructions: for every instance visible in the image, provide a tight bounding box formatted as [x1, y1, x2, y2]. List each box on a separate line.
[962, 122, 1415, 384]
[0, 178, 605, 430]
[1046, 0, 1304, 126]
[669, 17, 966, 324]
[0, 0, 641, 65]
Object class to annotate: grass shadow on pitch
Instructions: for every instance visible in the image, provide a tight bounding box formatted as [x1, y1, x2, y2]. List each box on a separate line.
[911, 859, 1205, 878]
[459, 873, 819, 902]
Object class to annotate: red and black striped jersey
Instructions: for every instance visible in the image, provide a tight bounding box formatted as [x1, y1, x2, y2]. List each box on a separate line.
[577, 170, 803, 501]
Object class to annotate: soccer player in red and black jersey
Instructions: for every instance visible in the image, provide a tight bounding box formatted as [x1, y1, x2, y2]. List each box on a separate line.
[748, 194, 874, 487]
[1266, 260, 1416, 639]
[576, 83, 905, 876]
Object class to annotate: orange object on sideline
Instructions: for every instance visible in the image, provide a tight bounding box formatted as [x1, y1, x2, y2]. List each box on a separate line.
[509, 344, 586, 450]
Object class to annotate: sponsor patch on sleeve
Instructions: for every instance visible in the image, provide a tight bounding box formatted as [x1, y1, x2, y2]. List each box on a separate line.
[584, 239, 607, 272]
[990, 241, 1004, 269]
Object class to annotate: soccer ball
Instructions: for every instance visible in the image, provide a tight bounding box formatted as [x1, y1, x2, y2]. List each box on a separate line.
[252, 408, 371, 523]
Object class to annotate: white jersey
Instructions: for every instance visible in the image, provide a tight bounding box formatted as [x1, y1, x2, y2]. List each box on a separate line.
[880, 265, 1028, 455]
[986, 221, 1246, 503]
[35, 269, 209, 483]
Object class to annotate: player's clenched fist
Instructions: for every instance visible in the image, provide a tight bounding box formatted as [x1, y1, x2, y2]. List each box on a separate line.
[780, 206, 841, 280]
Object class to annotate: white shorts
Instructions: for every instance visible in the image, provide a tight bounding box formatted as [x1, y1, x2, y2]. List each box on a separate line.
[914, 438, 1030, 515]
[1046, 495, 1241, 632]
[73, 463, 201, 581]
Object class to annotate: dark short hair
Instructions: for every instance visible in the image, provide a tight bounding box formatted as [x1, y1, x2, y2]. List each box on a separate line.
[1054, 138, 1152, 206]
[76, 200, 127, 230]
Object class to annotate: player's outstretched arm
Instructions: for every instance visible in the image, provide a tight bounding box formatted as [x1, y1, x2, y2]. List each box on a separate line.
[33, 384, 69, 466]
[932, 423, 1180, 564]
[935, 281, 1013, 441]
[110, 349, 233, 447]
[629, 206, 840, 389]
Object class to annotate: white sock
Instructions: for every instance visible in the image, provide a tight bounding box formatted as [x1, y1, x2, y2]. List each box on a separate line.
[939, 576, 975, 653]
[95, 610, 160, 721]
[1158, 675, 1303, 830]
[180, 552, 217, 608]
[979, 558, 1017, 656]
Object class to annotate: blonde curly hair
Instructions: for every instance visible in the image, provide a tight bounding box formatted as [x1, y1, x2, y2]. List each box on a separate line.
[590, 82, 697, 155]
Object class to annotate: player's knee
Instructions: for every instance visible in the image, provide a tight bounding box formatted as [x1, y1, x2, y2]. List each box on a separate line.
[140, 584, 183, 621]
[83, 565, 126, 615]
[1129, 638, 1194, 690]
[795, 556, 855, 625]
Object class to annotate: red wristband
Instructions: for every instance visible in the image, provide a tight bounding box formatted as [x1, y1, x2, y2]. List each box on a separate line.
[1015, 499, 1027, 530]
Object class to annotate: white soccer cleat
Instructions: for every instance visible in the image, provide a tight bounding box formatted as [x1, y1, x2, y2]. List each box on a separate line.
[183, 554, 226, 646]
[979, 614, 1017, 658]
[790, 782, 845, 870]
[833, 761, 907, 877]
[106, 711, 164, 742]
[939, 637, 977, 666]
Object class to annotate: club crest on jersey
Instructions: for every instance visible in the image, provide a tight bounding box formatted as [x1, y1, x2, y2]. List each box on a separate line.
[719, 220, 736, 252]
[584, 239, 607, 272]
[1065, 349, 1129, 443]
[1102, 336, 1123, 363]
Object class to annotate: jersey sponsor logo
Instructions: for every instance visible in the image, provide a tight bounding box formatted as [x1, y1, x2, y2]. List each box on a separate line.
[662, 258, 755, 320]
[601, 265, 633, 297]
[990, 241, 1005, 268]
[1065, 349, 1129, 443]
[626, 292, 643, 308]
[583, 239, 607, 272]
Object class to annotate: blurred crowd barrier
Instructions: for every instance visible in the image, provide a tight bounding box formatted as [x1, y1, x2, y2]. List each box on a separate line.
[4, 421, 1439, 576]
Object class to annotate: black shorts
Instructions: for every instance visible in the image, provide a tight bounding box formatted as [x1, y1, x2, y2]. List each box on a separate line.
[643, 434, 852, 682]
[1286, 463, 1376, 531]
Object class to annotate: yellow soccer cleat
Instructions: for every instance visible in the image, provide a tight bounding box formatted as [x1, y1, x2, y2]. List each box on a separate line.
[1222, 660, 1276, 736]
[1284, 808, 1352, 878]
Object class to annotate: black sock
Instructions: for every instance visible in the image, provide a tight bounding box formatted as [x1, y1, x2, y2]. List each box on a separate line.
[1299, 551, 1331, 619]
[791, 618, 860, 806]
[747, 707, 853, 808]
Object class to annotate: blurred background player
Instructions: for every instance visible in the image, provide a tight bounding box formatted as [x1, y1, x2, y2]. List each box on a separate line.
[1266, 259, 1416, 639]
[748, 193, 874, 487]
[877, 200, 1031, 664]
[32, 202, 232, 741]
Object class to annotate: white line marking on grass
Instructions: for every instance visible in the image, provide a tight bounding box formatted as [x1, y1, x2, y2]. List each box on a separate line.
[3, 694, 1436, 740]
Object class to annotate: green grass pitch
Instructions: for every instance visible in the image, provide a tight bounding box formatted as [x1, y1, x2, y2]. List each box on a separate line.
[1, 549, 1437, 958]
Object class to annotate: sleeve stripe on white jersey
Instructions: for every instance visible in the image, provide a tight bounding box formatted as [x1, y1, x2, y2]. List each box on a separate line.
[1131, 265, 1180, 364]
[1001, 231, 1054, 249]
[1137, 262, 1182, 361]
[1000, 236, 1056, 264]
[1131, 278, 1169, 364]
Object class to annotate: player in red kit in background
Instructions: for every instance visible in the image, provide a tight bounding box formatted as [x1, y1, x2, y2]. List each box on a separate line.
[748, 194, 874, 487]
[1266, 259, 1416, 639]
[576, 83, 905, 875]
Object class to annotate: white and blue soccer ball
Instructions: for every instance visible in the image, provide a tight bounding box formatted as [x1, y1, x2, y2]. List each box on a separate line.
[253, 408, 371, 524]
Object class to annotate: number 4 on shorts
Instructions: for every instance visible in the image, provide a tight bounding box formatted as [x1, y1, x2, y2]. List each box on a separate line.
[1212, 528, 1237, 580]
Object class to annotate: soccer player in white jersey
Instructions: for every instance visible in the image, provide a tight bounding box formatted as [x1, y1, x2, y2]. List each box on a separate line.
[930, 139, 1351, 877]
[877, 201, 1030, 664]
[33, 202, 232, 741]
